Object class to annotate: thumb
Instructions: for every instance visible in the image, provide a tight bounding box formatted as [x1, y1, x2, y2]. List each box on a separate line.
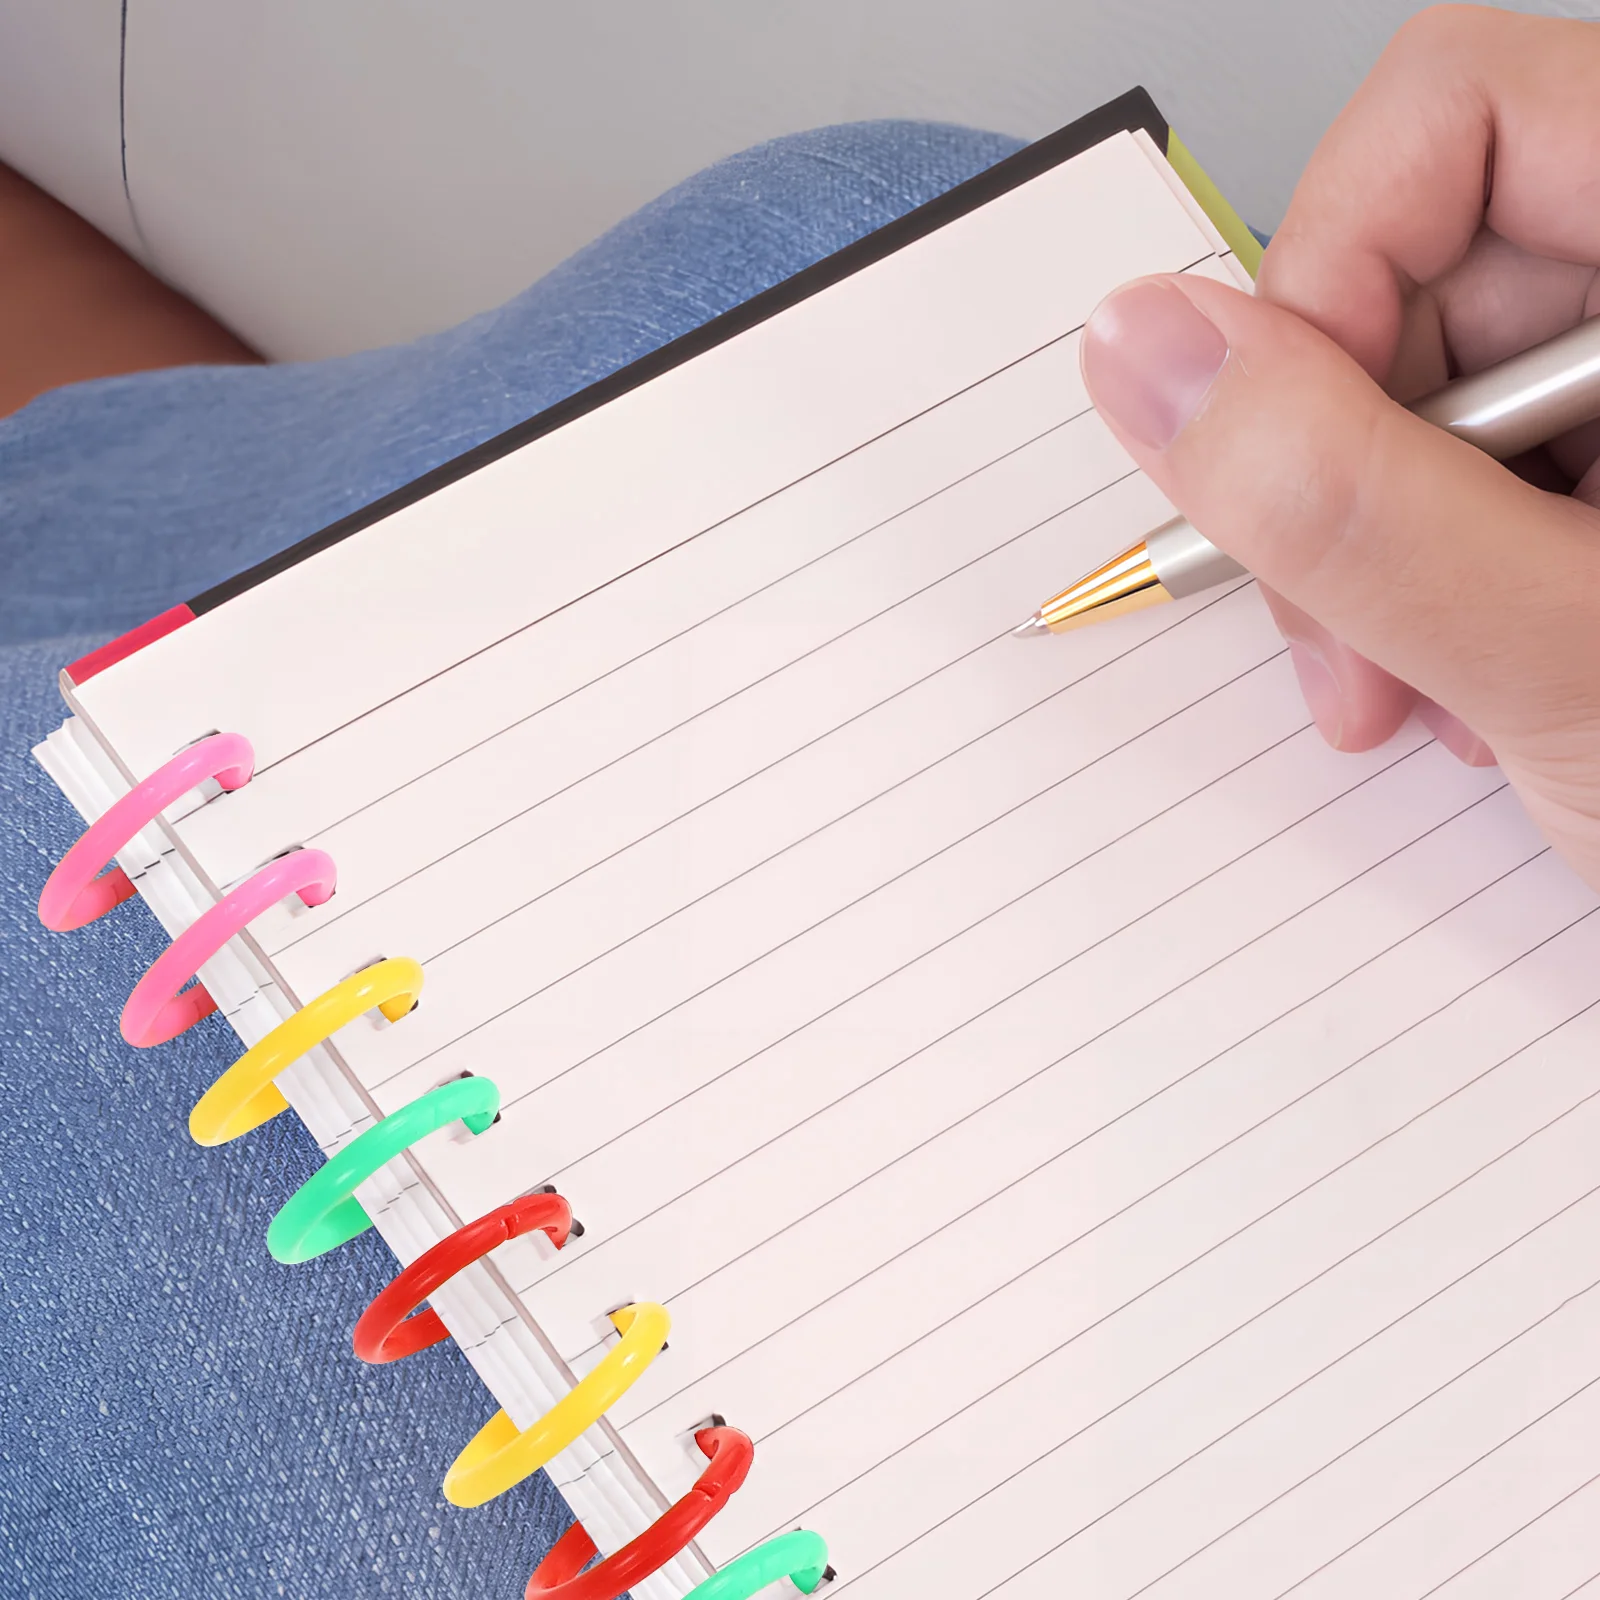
[1078, 274, 1600, 758]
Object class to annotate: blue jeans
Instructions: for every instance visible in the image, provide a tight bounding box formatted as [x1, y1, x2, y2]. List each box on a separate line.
[0, 122, 1023, 1600]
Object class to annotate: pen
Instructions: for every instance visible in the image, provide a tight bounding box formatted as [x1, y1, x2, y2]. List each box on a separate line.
[1013, 313, 1600, 637]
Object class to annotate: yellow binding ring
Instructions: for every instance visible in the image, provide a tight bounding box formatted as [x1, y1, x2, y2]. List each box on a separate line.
[443, 1301, 671, 1507]
[188, 957, 424, 1146]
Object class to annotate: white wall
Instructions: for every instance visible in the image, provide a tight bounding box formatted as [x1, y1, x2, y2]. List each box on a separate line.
[5, 2, 1599, 359]
[0, 0, 138, 253]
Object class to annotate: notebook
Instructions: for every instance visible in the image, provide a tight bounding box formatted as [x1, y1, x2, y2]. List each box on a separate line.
[35, 88, 1600, 1599]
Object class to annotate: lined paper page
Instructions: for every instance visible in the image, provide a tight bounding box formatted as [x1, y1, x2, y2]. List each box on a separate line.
[67, 127, 1600, 1596]
[71, 130, 1215, 779]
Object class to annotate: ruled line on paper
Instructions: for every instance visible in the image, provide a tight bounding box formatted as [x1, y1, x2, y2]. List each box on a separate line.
[480, 729, 1439, 1174]
[416, 713, 1510, 1376]
[960, 1277, 1600, 1600]
[517, 789, 1537, 1322]
[1421, 1476, 1600, 1599]
[1261, 1387, 1600, 1600]
[457, 732, 1531, 1367]
[532, 778, 1522, 1376]
[362, 593, 1262, 1094]
[232, 253, 1242, 977]
[265, 425, 1120, 922]
[796, 1168, 1600, 1587]
[244, 270, 1251, 1105]
[183, 248, 1248, 927]
[80, 132, 1223, 785]
[838, 1088, 1600, 1587]
[346, 581, 1269, 1104]
[252, 406, 1164, 972]
[833, 1164, 1600, 1596]
[1139, 1271, 1600, 1597]
[521, 774, 1561, 1510]
[174, 321, 1114, 894]
[605, 843, 1563, 1419]
[642, 818, 1600, 1581]
[1419, 1477, 1600, 1598]
[295, 467, 1150, 972]
[240, 353, 1093, 784]
[721, 930, 1600, 1558]
[356, 649, 1465, 1203]
[169, 335, 1093, 893]
[212, 247, 1218, 787]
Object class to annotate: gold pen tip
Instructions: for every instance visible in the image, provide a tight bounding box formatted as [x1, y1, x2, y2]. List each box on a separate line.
[1022, 539, 1174, 638]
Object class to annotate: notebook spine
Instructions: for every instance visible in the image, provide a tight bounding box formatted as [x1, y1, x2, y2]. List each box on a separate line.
[37, 729, 831, 1600]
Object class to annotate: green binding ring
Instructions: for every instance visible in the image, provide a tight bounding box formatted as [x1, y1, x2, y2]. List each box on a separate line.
[683, 1530, 830, 1600]
[267, 1076, 500, 1264]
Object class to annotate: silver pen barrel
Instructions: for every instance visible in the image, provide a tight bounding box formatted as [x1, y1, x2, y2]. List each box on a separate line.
[1408, 313, 1600, 460]
[1146, 514, 1247, 598]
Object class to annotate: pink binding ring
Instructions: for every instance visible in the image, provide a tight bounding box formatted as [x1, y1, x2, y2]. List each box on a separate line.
[120, 847, 337, 1048]
[38, 732, 255, 933]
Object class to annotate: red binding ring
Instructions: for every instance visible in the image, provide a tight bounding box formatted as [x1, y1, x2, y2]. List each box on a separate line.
[352, 1191, 575, 1364]
[38, 731, 255, 932]
[525, 1423, 755, 1600]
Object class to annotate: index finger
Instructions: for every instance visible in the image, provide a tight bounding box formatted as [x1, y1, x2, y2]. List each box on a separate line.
[1258, 5, 1600, 381]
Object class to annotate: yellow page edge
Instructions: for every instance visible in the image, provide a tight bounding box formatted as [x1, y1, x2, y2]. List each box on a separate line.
[1165, 130, 1264, 279]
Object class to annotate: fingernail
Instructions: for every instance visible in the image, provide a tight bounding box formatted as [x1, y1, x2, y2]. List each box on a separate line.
[1417, 699, 1498, 768]
[1288, 639, 1344, 747]
[1081, 279, 1229, 450]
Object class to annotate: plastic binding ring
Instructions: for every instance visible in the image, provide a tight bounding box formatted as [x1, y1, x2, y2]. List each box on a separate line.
[37, 733, 830, 1586]
[443, 1300, 671, 1507]
[38, 731, 254, 932]
[188, 956, 423, 1147]
[121, 847, 337, 1047]
[353, 1190, 574, 1364]
[267, 1075, 500, 1264]
[524, 1423, 755, 1600]
[681, 1530, 831, 1600]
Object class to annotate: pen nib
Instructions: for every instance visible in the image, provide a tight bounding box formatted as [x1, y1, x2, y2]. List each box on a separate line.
[1018, 538, 1171, 638]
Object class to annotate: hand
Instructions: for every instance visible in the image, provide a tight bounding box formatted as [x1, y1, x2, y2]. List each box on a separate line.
[1078, 5, 1600, 886]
